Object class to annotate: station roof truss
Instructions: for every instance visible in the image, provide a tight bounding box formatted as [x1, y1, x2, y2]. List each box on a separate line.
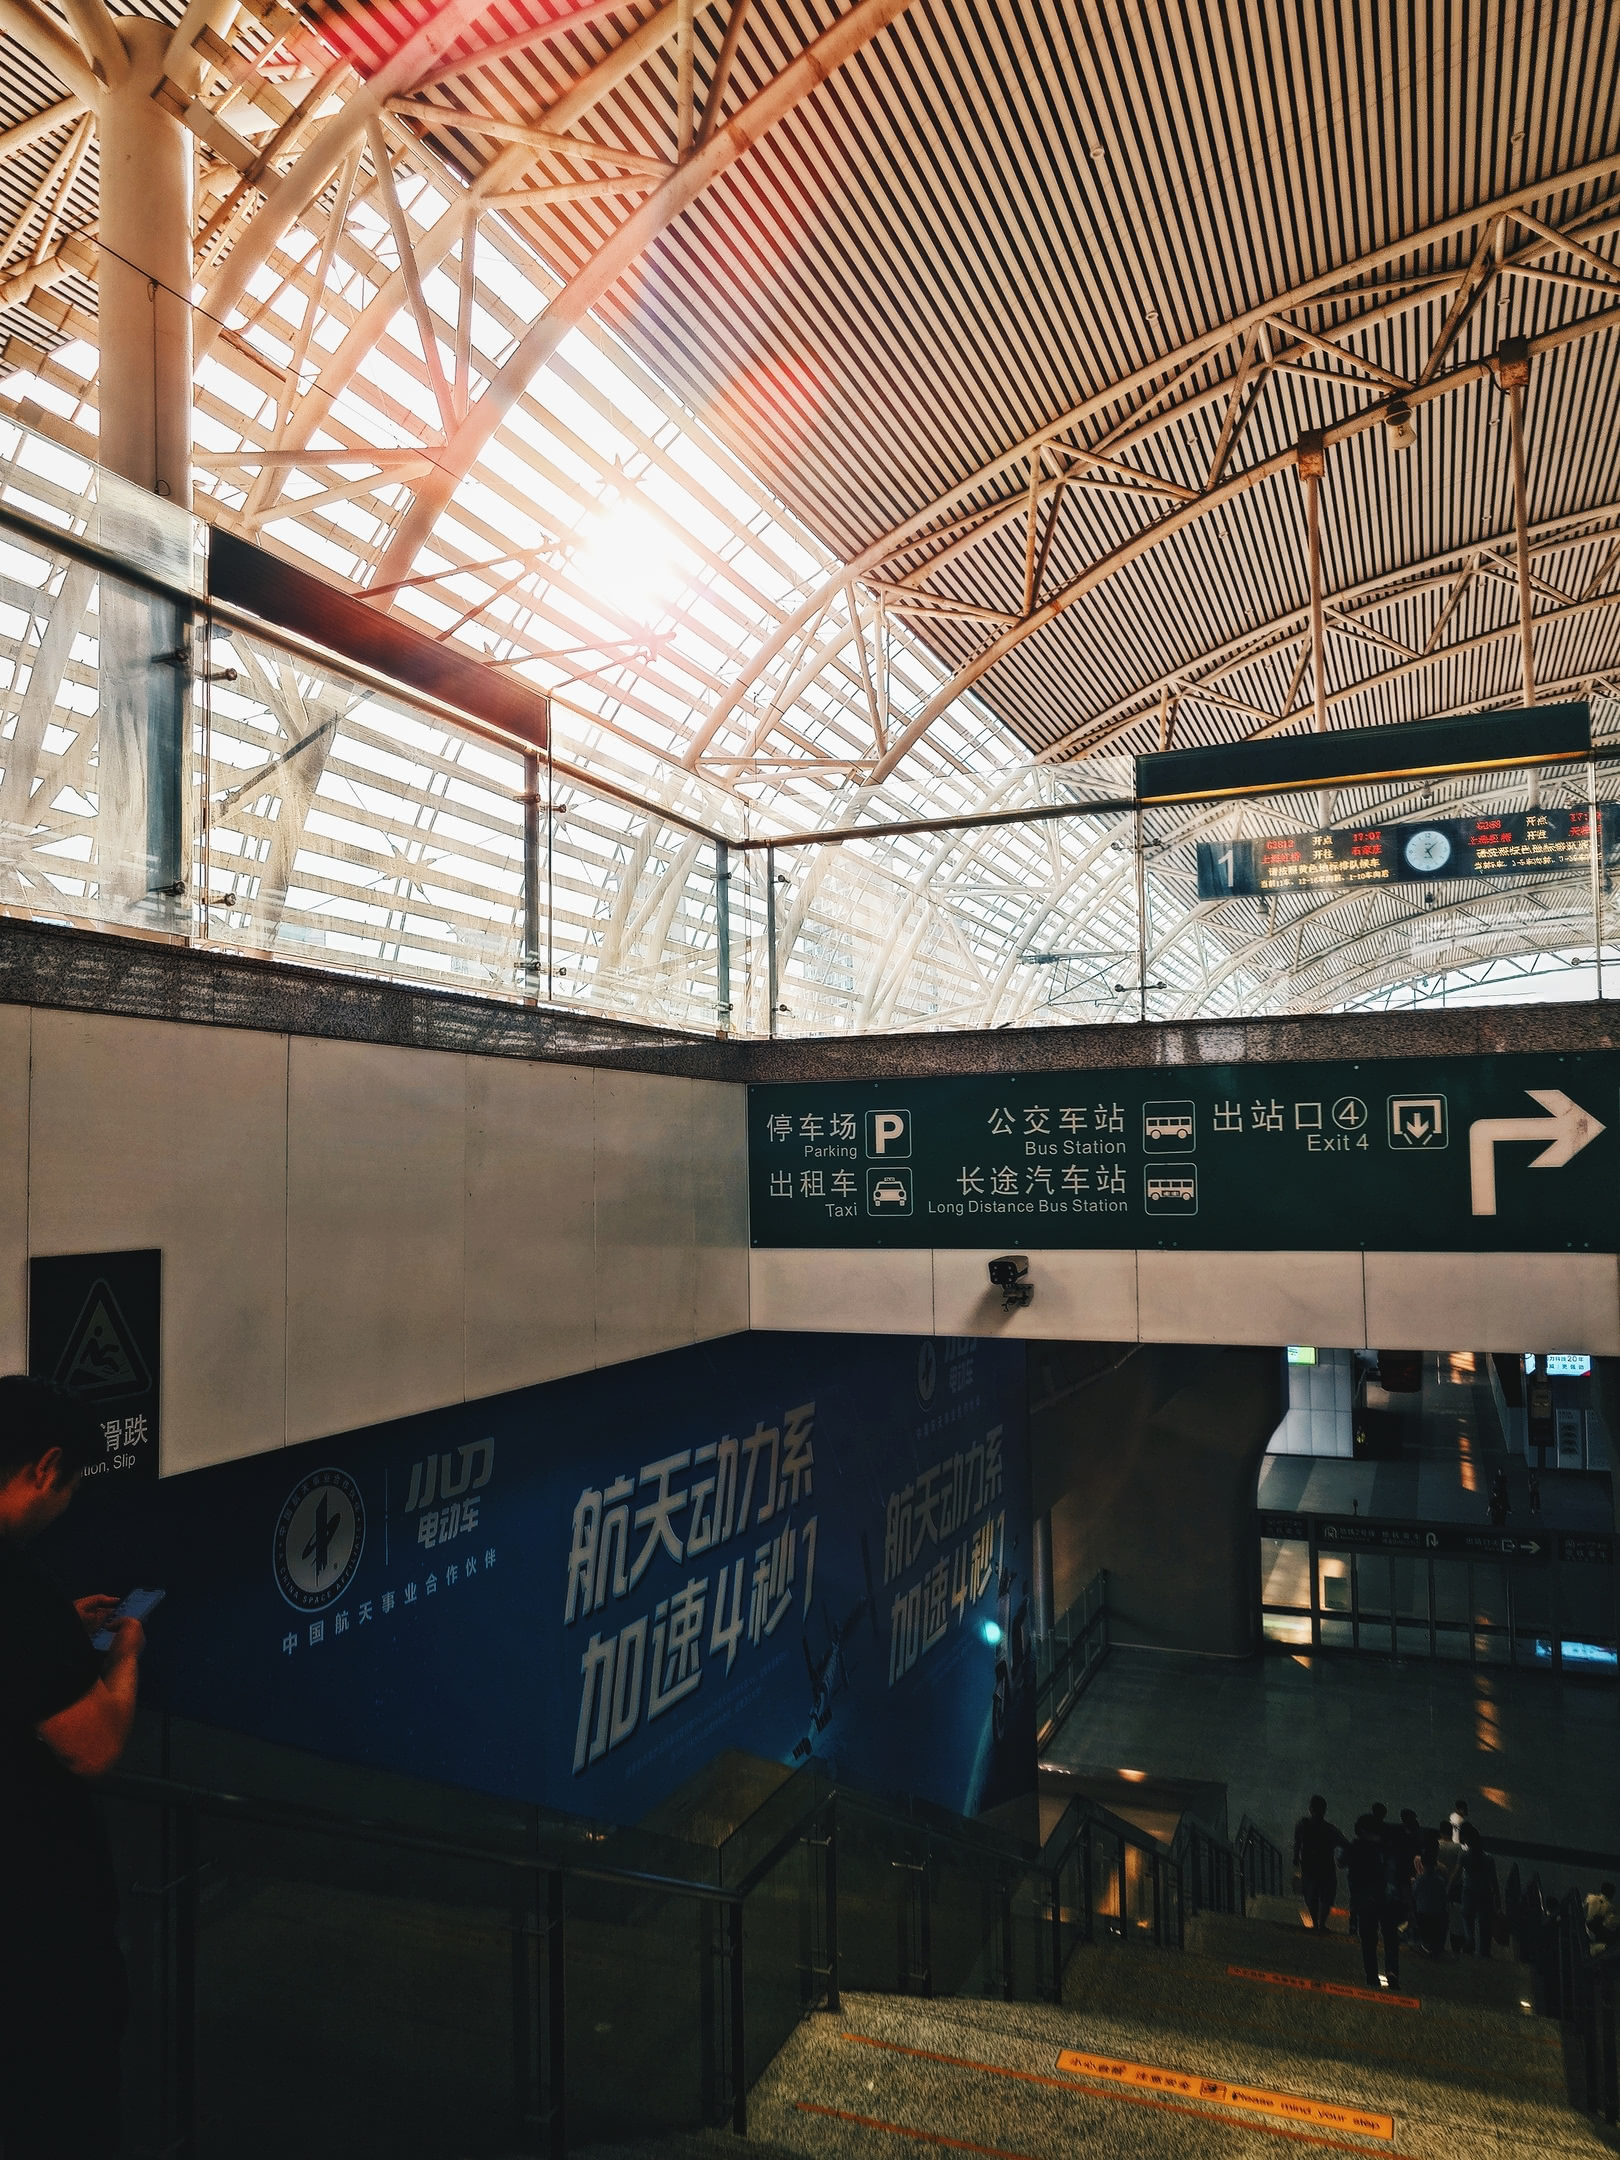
[0, 0, 1619, 1028]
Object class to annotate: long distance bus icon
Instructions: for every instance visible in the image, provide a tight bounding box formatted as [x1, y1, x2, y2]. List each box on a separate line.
[1144, 1166, 1198, 1213]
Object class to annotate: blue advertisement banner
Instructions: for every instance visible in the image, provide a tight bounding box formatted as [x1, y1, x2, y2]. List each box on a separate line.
[45, 1331, 1034, 1826]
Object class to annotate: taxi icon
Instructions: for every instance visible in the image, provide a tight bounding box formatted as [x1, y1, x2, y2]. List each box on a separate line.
[866, 1167, 913, 1215]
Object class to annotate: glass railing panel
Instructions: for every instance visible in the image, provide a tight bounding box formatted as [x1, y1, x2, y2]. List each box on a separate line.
[0, 419, 204, 594]
[547, 793, 728, 1030]
[832, 1801, 918, 1994]
[1123, 1839, 1156, 1940]
[0, 547, 191, 940]
[926, 1845, 1002, 1998]
[717, 1762, 825, 1890]
[1007, 1867, 1044, 1999]
[764, 804, 1144, 1036]
[198, 619, 523, 995]
[1145, 764, 1608, 1021]
[179, 1805, 521, 2160]
[562, 1874, 719, 2144]
[1090, 1828, 1122, 1941]
[740, 1834, 821, 2087]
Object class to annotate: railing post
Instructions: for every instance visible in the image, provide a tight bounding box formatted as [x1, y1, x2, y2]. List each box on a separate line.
[1050, 1858, 1065, 2001]
[766, 844, 779, 1038]
[823, 1803, 841, 2014]
[173, 1801, 198, 2160]
[1602, 1969, 1617, 2124]
[547, 1868, 566, 2160]
[919, 1844, 933, 1998]
[1001, 1873, 1015, 2002]
[521, 748, 542, 991]
[729, 1899, 747, 2134]
[715, 840, 732, 1032]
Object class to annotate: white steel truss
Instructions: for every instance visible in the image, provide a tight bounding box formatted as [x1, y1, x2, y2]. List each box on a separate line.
[0, 5, 1617, 1030]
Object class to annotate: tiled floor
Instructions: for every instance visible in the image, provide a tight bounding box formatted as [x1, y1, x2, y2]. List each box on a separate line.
[1256, 1451, 1615, 1529]
[1259, 1358, 1614, 1529]
[1047, 1644, 1620, 1859]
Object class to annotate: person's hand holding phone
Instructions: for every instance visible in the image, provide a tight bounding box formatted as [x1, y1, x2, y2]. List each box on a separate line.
[74, 1595, 120, 1639]
[85, 1588, 164, 1653]
[104, 1616, 146, 1662]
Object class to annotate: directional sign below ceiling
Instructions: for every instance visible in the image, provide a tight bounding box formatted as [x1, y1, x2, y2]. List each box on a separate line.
[750, 1053, 1620, 1253]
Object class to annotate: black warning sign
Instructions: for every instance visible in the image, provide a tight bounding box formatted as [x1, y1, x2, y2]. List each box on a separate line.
[29, 1250, 160, 1483]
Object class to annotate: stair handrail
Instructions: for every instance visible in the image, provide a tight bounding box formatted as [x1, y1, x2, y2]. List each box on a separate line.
[1041, 1792, 1185, 1965]
[1536, 1883, 1620, 2126]
[1035, 1568, 1110, 1743]
[1233, 1814, 1289, 1907]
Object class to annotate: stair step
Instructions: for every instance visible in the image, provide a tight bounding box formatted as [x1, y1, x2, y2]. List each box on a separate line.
[744, 1989, 1610, 2160]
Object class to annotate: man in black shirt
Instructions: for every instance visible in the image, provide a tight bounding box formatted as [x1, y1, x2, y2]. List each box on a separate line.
[1345, 1812, 1402, 1990]
[1292, 1793, 1345, 1932]
[0, 1377, 145, 2159]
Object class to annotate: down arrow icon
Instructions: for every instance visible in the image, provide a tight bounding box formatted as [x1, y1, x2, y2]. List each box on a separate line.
[1468, 1089, 1606, 1216]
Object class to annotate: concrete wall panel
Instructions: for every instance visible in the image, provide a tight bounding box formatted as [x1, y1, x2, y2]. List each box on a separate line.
[749, 1247, 933, 1336]
[691, 1078, 749, 1348]
[932, 1247, 1138, 1342]
[286, 1037, 466, 1444]
[27, 1009, 290, 1471]
[593, 1068, 697, 1370]
[1137, 1249, 1367, 1348]
[1363, 1250, 1620, 1355]
[465, 1055, 595, 1399]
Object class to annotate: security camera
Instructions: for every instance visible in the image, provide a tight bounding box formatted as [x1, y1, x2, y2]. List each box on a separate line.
[988, 1255, 1033, 1312]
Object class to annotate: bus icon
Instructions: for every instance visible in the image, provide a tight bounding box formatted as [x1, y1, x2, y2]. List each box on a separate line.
[1143, 1165, 1198, 1214]
[1142, 1099, 1196, 1152]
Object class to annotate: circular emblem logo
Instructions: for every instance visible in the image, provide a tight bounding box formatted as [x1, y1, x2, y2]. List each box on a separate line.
[274, 1469, 365, 1611]
[916, 1341, 937, 1403]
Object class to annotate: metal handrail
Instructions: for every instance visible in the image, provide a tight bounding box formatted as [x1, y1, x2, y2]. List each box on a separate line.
[103, 1766, 740, 1903]
[1519, 1878, 1620, 2126]
[1035, 1570, 1110, 1743]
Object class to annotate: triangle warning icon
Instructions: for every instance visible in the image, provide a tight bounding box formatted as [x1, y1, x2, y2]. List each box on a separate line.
[54, 1279, 151, 1402]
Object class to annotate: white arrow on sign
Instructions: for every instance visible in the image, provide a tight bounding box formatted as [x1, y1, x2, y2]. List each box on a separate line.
[1468, 1088, 1606, 1215]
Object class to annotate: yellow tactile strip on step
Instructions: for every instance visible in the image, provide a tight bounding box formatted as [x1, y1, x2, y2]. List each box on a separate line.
[1056, 2048, 1396, 2141]
[1228, 1964, 1423, 2010]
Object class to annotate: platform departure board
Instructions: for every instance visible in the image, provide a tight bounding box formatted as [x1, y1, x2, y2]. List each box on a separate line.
[1196, 805, 1620, 900]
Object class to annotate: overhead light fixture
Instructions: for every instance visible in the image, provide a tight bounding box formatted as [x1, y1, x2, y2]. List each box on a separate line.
[1385, 399, 1417, 452]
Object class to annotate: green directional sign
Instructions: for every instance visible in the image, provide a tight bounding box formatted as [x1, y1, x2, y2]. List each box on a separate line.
[748, 1053, 1620, 1251]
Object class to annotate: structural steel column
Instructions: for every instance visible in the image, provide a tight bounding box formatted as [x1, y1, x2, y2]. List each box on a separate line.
[93, 17, 194, 914]
[97, 17, 192, 501]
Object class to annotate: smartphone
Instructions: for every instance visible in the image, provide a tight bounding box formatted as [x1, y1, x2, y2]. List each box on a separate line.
[91, 1587, 165, 1652]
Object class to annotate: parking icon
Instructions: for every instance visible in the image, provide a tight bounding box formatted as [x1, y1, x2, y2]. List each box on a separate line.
[1388, 1093, 1447, 1148]
[865, 1109, 911, 1158]
[867, 1166, 913, 1216]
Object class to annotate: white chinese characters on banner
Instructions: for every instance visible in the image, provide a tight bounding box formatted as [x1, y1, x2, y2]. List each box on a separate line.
[565, 1404, 819, 1776]
[881, 1426, 1005, 1688]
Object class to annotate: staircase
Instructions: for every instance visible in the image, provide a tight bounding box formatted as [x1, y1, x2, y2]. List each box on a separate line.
[741, 1905, 1610, 2160]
